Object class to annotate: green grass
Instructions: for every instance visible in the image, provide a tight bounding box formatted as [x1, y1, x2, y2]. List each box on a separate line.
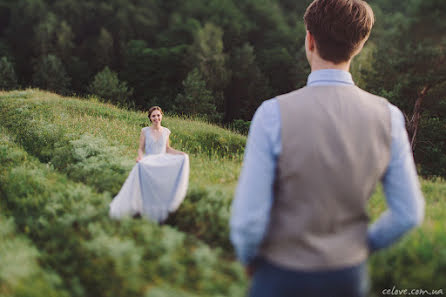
[0, 213, 69, 297]
[1, 89, 445, 296]
[0, 124, 247, 297]
[368, 182, 446, 294]
[0, 89, 242, 250]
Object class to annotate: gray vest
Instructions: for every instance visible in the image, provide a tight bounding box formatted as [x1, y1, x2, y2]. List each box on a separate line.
[259, 85, 391, 270]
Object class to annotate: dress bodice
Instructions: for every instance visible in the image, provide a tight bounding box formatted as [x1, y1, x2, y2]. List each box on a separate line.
[143, 126, 170, 155]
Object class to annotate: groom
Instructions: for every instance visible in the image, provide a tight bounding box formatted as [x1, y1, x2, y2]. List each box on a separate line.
[230, 0, 425, 296]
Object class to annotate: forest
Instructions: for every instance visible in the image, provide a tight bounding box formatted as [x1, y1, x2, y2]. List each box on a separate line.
[0, 0, 445, 177]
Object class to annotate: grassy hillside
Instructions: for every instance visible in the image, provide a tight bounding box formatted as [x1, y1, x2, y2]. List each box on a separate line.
[0, 89, 445, 296]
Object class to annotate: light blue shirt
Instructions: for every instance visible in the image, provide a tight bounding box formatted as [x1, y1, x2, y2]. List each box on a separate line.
[230, 69, 425, 266]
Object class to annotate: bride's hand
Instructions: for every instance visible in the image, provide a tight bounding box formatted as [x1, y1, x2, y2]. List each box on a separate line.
[136, 156, 143, 163]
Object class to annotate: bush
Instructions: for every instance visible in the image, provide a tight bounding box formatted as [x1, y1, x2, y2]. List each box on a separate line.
[0, 101, 67, 163]
[0, 215, 70, 297]
[367, 182, 446, 295]
[229, 119, 251, 135]
[89, 67, 133, 106]
[51, 134, 134, 194]
[166, 185, 233, 251]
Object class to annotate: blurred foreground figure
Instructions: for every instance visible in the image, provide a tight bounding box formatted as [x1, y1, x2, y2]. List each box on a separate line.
[230, 1, 425, 296]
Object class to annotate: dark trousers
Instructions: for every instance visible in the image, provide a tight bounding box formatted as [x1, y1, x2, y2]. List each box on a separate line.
[249, 258, 369, 297]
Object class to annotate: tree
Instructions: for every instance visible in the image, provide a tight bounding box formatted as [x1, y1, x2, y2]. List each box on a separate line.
[189, 23, 230, 99]
[225, 43, 272, 121]
[351, 42, 377, 89]
[174, 68, 220, 120]
[88, 66, 133, 106]
[362, 0, 446, 177]
[34, 12, 58, 57]
[32, 54, 71, 94]
[6, 0, 48, 82]
[257, 47, 300, 95]
[0, 56, 18, 90]
[0, 0, 443, 178]
[122, 40, 189, 109]
[55, 20, 75, 63]
[96, 27, 114, 70]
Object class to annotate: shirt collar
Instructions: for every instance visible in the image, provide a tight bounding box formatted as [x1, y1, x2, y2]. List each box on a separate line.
[307, 69, 354, 86]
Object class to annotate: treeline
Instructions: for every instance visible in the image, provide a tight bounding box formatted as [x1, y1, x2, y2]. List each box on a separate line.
[0, 0, 445, 177]
[0, 0, 310, 121]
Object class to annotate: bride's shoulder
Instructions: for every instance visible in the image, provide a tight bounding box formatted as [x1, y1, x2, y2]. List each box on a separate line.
[141, 126, 150, 133]
[163, 126, 171, 135]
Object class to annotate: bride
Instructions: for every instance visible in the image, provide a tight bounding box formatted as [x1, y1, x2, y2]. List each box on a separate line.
[109, 106, 189, 223]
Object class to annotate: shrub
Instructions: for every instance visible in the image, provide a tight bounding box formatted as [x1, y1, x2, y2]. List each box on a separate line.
[229, 119, 251, 135]
[51, 134, 133, 194]
[367, 182, 446, 295]
[0, 215, 70, 297]
[166, 185, 233, 251]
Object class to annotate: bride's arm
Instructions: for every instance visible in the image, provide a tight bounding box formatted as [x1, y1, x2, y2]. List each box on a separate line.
[136, 130, 145, 162]
[166, 136, 186, 155]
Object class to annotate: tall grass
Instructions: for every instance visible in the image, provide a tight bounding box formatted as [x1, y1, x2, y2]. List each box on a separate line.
[0, 125, 247, 297]
[0, 214, 69, 297]
[0, 89, 242, 250]
[367, 182, 446, 294]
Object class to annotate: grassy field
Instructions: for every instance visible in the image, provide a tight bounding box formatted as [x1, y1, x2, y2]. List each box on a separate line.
[0, 89, 445, 296]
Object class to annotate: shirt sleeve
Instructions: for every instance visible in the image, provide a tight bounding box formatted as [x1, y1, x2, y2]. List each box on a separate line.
[367, 103, 425, 252]
[230, 99, 281, 265]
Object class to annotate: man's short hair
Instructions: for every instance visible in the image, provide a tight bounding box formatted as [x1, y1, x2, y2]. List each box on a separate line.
[304, 0, 374, 64]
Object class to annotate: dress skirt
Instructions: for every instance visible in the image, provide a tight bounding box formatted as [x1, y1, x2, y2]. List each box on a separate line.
[109, 153, 189, 222]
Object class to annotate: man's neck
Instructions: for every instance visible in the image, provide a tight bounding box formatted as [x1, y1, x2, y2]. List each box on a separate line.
[310, 57, 351, 72]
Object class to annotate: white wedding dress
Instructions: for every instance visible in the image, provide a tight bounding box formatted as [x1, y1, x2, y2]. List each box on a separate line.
[109, 126, 189, 222]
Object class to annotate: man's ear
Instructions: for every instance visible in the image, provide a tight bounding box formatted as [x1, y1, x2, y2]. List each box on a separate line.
[306, 30, 316, 52]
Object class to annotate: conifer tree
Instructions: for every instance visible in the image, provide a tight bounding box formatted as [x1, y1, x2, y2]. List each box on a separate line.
[88, 67, 133, 105]
[32, 54, 70, 94]
[189, 23, 229, 101]
[174, 68, 220, 120]
[0, 56, 18, 90]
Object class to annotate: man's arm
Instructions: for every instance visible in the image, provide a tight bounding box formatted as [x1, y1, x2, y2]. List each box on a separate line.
[230, 99, 281, 266]
[368, 104, 425, 252]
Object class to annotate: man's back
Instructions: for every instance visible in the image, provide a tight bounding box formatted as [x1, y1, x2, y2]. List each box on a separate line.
[260, 85, 391, 270]
[230, 69, 424, 297]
